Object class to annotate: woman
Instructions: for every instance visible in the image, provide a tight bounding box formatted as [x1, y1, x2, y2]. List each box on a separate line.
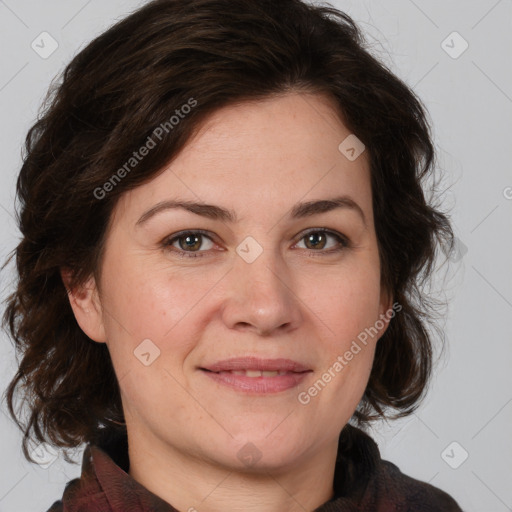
[2, 0, 462, 510]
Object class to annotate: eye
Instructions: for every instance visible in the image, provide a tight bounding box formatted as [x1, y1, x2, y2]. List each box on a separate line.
[294, 229, 350, 254]
[162, 228, 350, 259]
[162, 230, 216, 258]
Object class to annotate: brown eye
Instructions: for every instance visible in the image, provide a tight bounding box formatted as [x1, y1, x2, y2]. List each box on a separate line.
[296, 229, 349, 253]
[177, 233, 203, 251]
[163, 230, 215, 257]
[304, 232, 327, 250]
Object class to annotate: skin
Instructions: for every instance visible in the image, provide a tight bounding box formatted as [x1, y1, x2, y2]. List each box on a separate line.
[65, 92, 392, 512]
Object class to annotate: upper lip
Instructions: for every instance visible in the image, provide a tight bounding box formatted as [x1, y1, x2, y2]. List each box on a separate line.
[201, 357, 311, 373]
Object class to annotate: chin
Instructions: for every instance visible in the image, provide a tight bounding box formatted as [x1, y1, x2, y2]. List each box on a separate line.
[210, 433, 304, 471]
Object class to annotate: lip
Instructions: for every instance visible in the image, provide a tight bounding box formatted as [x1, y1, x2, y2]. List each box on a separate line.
[201, 357, 310, 373]
[199, 357, 312, 394]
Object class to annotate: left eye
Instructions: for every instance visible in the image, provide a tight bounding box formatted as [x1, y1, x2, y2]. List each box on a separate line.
[163, 229, 349, 258]
[295, 230, 348, 251]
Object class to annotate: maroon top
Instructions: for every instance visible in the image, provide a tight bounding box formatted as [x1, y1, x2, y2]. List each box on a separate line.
[46, 425, 462, 511]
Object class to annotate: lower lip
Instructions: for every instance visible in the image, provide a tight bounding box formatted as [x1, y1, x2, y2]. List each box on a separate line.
[200, 370, 311, 393]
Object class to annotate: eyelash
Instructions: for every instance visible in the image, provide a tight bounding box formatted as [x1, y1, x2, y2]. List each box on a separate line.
[161, 228, 350, 259]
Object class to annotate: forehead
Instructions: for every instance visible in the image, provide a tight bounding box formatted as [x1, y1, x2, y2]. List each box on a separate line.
[112, 92, 372, 227]
[180, 92, 357, 171]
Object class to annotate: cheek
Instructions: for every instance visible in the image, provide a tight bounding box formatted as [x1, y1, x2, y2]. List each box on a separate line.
[119, 364, 187, 420]
[304, 263, 382, 340]
[101, 254, 215, 342]
[302, 260, 382, 398]
[99, 265, 202, 418]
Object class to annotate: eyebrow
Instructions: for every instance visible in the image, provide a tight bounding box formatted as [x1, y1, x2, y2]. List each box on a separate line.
[136, 195, 367, 227]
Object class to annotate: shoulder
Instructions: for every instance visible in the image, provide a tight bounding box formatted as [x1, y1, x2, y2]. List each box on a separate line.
[45, 500, 63, 512]
[42, 451, 90, 511]
[338, 426, 463, 511]
[371, 459, 463, 511]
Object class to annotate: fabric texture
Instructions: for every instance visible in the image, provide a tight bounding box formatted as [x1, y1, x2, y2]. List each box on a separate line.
[45, 424, 463, 511]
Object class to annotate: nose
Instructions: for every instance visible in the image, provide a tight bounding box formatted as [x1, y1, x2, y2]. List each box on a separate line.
[220, 243, 303, 337]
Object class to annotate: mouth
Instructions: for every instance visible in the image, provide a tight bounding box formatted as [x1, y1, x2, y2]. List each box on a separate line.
[200, 356, 311, 374]
[201, 369, 299, 377]
[199, 357, 312, 393]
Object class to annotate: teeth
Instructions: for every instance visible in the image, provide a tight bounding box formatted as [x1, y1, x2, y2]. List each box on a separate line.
[247, 370, 265, 377]
[224, 370, 287, 377]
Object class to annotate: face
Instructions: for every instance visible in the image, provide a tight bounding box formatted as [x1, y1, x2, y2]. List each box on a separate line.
[68, 92, 391, 473]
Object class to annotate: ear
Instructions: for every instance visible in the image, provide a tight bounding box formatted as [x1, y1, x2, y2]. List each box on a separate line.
[377, 286, 395, 340]
[61, 269, 107, 343]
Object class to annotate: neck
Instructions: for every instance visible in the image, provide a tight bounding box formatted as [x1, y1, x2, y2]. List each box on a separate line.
[127, 430, 338, 512]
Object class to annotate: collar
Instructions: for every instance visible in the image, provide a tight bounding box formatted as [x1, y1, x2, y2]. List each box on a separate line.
[56, 423, 461, 511]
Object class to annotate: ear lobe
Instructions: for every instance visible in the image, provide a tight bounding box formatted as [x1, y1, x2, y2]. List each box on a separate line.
[61, 269, 107, 343]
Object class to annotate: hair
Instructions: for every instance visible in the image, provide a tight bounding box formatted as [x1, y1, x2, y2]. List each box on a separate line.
[2, 0, 454, 464]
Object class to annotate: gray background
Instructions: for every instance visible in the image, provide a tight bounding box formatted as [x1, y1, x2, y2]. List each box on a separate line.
[0, 1, 511, 511]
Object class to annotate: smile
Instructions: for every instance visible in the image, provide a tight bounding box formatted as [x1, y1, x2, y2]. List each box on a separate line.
[200, 368, 311, 393]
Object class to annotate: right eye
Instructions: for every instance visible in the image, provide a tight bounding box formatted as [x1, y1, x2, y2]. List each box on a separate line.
[162, 230, 217, 258]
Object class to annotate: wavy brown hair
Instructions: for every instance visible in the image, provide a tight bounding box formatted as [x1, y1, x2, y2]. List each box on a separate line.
[2, 0, 454, 464]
